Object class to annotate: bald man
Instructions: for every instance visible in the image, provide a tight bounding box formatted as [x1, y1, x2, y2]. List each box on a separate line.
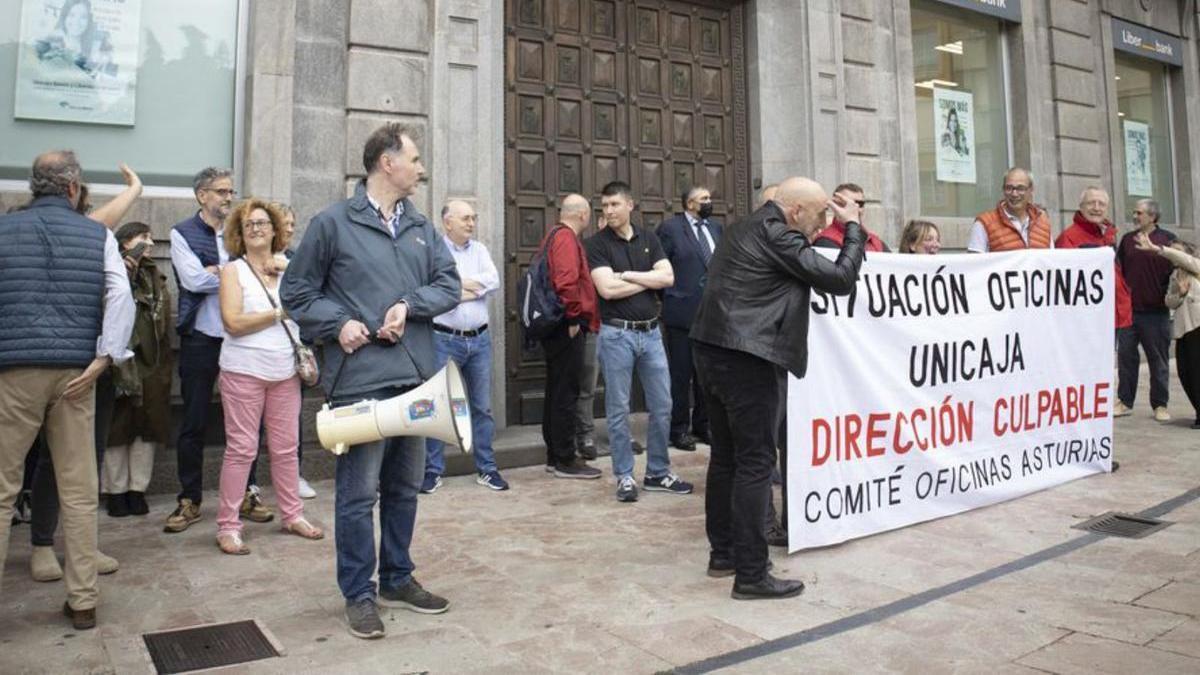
[691, 177, 865, 599]
[419, 200, 506, 493]
[967, 168, 1053, 253]
[541, 194, 603, 479]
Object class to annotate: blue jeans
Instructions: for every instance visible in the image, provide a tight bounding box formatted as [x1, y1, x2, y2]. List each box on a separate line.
[424, 330, 497, 476]
[597, 324, 672, 479]
[334, 388, 425, 602]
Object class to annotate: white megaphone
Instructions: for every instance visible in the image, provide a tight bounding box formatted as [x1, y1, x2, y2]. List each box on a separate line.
[316, 362, 473, 456]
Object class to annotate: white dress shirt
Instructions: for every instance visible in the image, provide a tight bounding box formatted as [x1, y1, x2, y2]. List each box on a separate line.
[433, 236, 499, 332]
[169, 224, 230, 338]
[684, 212, 717, 253]
[99, 229, 135, 363]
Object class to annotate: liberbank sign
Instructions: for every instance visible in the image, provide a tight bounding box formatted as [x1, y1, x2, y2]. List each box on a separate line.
[1113, 18, 1183, 67]
[932, 0, 1021, 22]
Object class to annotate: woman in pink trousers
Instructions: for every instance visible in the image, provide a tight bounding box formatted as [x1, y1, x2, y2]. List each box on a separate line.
[216, 199, 322, 554]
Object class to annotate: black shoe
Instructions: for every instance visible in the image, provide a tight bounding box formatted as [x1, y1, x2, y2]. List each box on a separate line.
[1111, 460, 1121, 472]
[708, 557, 772, 578]
[692, 428, 711, 445]
[1192, 419, 1200, 429]
[106, 493, 130, 518]
[63, 601, 96, 630]
[731, 573, 805, 600]
[670, 433, 697, 451]
[631, 440, 645, 455]
[766, 524, 788, 548]
[576, 437, 598, 460]
[127, 491, 149, 516]
[554, 458, 602, 479]
[378, 578, 450, 614]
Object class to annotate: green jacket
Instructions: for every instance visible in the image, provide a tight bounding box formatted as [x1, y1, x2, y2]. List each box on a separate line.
[109, 258, 174, 446]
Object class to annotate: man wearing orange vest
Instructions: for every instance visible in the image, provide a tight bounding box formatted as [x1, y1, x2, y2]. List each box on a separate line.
[966, 168, 1053, 253]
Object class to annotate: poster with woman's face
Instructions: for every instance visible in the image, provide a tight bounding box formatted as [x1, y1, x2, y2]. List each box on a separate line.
[14, 0, 142, 125]
[934, 87, 976, 185]
[1123, 120, 1152, 197]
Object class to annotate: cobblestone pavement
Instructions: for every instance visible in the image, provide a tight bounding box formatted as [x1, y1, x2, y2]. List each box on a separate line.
[1, 378, 1197, 674]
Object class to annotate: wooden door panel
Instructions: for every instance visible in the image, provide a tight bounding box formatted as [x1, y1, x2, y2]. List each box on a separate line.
[505, 0, 748, 424]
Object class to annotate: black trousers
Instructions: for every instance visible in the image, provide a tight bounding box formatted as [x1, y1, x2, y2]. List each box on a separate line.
[177, 333, 249, 504]
[1177, 328, 1200, 422]
[666, 325, 709, 438]
[1117, 312, 1172, 409]
[29, 371, 114, 546]
[541, 325, 585, 466]
[695, 341, 781, 584]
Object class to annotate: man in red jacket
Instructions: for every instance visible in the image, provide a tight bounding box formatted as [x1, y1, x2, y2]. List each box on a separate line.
[1055, 187, 1131, 464]
[812, 183, 889, 252]
[540, 194, 602, 479]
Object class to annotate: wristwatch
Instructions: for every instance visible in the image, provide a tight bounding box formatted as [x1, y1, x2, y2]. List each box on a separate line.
[274, 307, 283, 322]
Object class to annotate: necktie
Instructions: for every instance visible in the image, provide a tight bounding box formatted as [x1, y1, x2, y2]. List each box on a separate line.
[696, 221, 713, 265]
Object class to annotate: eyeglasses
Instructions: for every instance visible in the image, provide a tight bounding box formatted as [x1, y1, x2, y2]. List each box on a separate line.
[205, 188, 237, 198]
[854, 200, 866, 208]
[1003, 185, 1030, 194]
[243, 219, 273, 231]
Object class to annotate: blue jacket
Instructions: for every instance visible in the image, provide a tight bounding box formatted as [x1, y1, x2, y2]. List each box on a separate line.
[657, 213, 722, 329]
[280, 182, 461, 398]
[0, 196, 106, 369]
[172, 213, 220, 335]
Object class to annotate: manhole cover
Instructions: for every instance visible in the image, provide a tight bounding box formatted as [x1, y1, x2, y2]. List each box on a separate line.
[1072, 511, 1172, 539]
[142, 619, 280, 674]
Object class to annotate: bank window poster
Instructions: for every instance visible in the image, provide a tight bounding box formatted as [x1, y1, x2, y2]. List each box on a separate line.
[934, 87, 976, 185]
[1123, 120, 1153, 197]
[13, 0, 143, 126]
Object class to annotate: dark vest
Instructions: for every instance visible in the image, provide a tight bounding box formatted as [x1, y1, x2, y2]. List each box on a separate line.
[0, 196, 106, 370]
[172, 214, 220, 335]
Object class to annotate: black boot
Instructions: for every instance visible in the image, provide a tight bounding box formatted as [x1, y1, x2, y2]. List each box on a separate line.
[106, 492, 130, 518]
[731, 573, 805, 600]
[127, 491, 149, 516]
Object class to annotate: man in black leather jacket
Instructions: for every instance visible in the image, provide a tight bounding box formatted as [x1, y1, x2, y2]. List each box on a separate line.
[690, 176, 866, 599]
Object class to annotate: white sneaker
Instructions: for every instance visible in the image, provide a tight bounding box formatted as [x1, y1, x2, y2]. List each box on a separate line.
[298, 476, 317, 499]
[1154, 407, 1172, 422]
[1113, 402, 1132, 418]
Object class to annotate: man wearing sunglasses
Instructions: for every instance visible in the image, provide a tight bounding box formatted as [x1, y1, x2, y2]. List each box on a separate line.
[812, 183, 889, 252]
[967, 168, 1053, 253]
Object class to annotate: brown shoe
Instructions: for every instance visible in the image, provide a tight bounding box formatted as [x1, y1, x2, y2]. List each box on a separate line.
[163, 499, 202, 533]
[62, 602, 96, 630]
[240, 487, 275, 523]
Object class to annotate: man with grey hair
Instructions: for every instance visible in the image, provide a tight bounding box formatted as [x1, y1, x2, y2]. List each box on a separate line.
[1117, 197, 1177, 421]
[420, 200, 506, 493]
[1056, 187, 1133, 452]
[166, 167, 272, 533]
[0, 150, 134, 629]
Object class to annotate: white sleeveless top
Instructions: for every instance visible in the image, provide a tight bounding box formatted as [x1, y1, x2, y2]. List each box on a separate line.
[219, 259, 299, 382]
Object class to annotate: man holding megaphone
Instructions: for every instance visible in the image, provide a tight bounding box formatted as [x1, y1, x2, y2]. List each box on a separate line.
[281, 123, 462, 640]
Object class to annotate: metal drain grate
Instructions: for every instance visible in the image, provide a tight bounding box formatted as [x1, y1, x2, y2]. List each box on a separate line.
[1072, 511, 1173, 539]
[143, 619, 280, 674]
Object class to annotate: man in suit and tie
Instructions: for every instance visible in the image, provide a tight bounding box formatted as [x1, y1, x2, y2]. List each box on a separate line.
[657, 186, 722, 451]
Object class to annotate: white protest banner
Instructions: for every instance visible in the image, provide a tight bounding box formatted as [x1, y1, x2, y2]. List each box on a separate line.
[787, 249, 1114, 552]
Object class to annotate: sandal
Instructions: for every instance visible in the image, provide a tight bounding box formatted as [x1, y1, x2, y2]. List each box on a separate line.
[216, 532, 250, 555]
[282, 517, 324, 541]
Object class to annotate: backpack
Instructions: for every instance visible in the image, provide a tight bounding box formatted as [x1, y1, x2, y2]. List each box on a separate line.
[518, 225, 568, 344]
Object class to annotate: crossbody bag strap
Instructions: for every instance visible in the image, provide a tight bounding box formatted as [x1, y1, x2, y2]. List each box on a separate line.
[244, 259, 304, 350]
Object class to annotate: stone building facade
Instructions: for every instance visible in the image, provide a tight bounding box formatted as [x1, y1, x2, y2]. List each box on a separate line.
[2, 0, 1198, 432]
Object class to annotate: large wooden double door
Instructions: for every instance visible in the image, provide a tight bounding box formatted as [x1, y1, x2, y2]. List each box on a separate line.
[503, 0, 750, 425]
